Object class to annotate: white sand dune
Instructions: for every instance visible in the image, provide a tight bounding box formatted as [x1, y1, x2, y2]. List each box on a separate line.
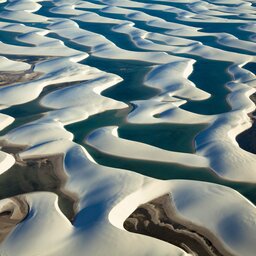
[4, 0, 41, 12]
[0, 56, 31, 71]
[86, 126, 209, 168]
[0, 9, 48, 23]
[144, 60, 211, 100]
[128, 97, 214, 124]
[0, 0, 255, 255]
[2, 141, 256, 256]
[0, 151, 15, 175]
[0, 114, 14, 131]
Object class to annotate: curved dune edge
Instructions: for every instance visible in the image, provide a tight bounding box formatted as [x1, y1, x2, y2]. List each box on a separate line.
[236, 93, 256, 154]
[86, 126, 209, 168]
[0, 0, 255, 255]
[0, 151, 15, 176]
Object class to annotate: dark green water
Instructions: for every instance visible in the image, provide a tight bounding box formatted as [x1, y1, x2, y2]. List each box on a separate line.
[83, 57, 159, 102]
[118, 123, 207, 153]
[181, 58, 232, 115]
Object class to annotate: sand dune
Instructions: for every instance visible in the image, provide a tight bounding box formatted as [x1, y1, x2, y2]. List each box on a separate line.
[0, 0, 255, 255]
